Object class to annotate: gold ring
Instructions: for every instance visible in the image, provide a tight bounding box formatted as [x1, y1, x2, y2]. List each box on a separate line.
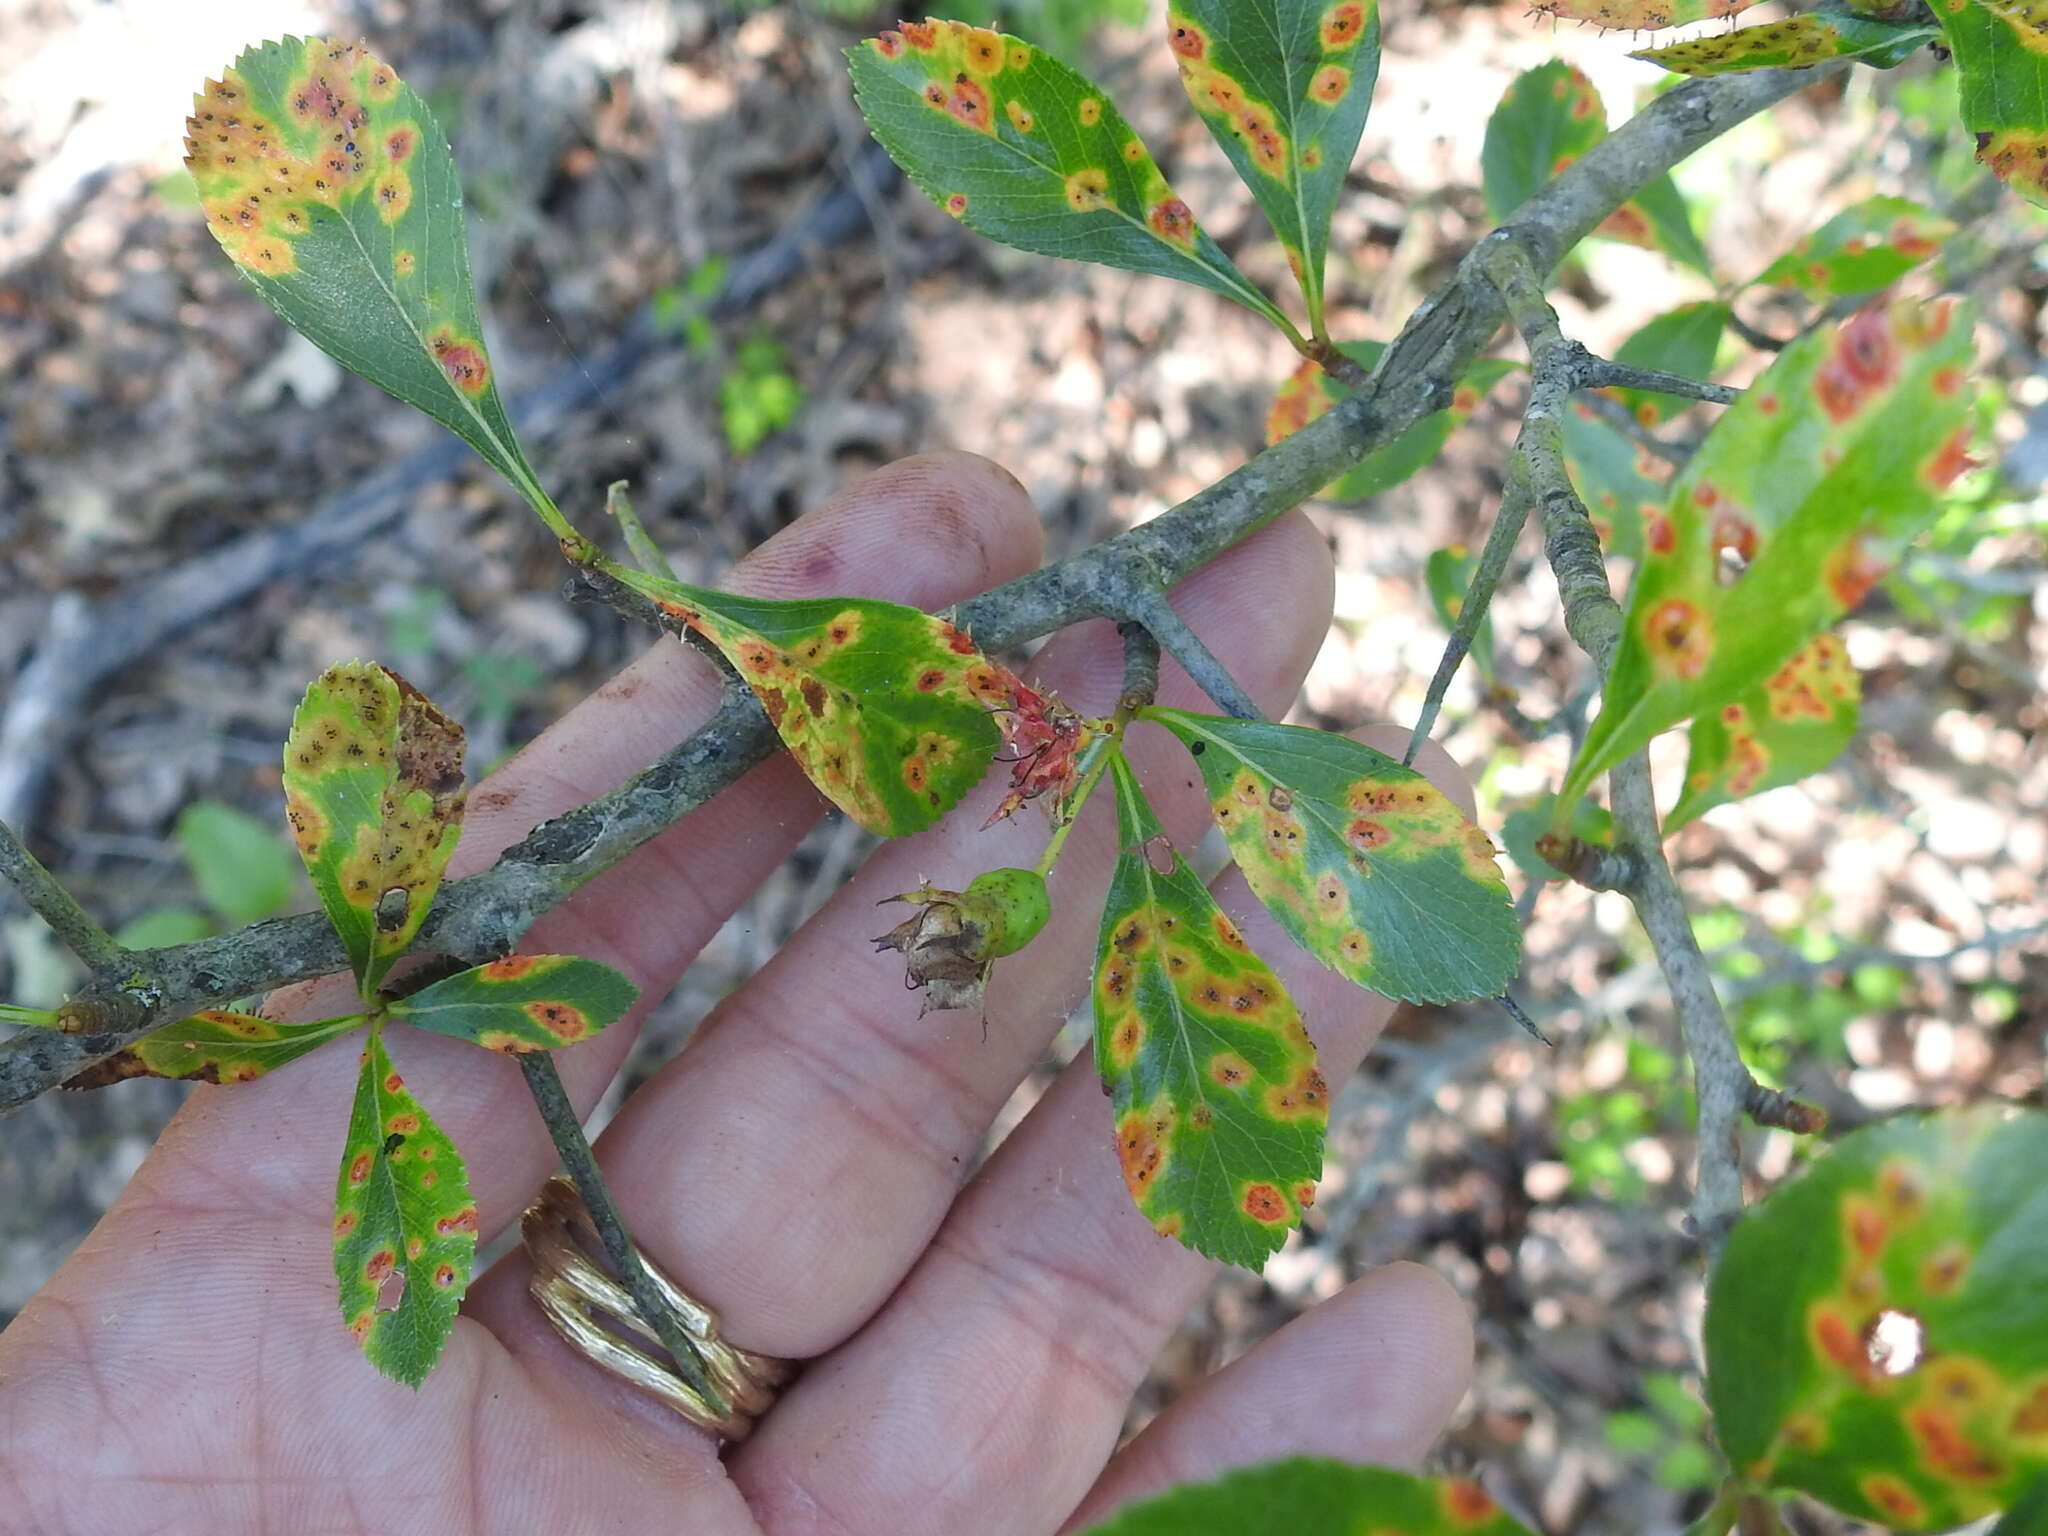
[521, 1176, 793, 1441]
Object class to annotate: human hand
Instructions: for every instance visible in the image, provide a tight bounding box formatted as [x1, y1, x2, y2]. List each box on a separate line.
[0, 454, 1474, 1535]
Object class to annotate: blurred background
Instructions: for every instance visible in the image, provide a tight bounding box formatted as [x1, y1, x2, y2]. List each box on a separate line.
[0, 1, 2042, 1528]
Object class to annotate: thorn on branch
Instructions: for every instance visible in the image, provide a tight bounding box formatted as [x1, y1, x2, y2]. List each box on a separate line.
[1574, 357, 1740, 406]
[0, 818, 126, 975]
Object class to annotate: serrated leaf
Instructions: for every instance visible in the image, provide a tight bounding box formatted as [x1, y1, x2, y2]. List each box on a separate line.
[62, 1010, 363, 1087]
[1609, 303, 1729, 429]
[846, 20, 1292, 333]
[1266, 341, 1515, 500]
[175, 799, 299, 926]
[1527, 0, 1756, 29]
[1145, 710, 1519, 1004]
[333, 1029, 476, 1388]
[1094, 755, 1325, 1268]
[1164, 0, 1380, 330]
[390, 954, 637, 1051]
[1560, 405, 1664, 564]
[284, 661, 466, 995]
[1562, 297, 1975, 807]
[1073, 1457, 1536, 1535]
[1666, 633, 1860, 830]
[1425, 544, 1496, 686]
[185, 38, 556, 517]
[1481, 63, 1709, 274]
[1706, 1107, 2048, 1530]
[1634, 15, 1938, 76]
[610, 567, 1004, 836]
[1939, 1, 2048, 208]
[1747, 195, 1957, 298]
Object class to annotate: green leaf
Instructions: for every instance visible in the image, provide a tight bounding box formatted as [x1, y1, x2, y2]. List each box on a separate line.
[1746, 195, 1957, 299]
[1706, 1106, 2048, 1530]
[390, 954, 637, 1052]
[185, 39, 558, 521]
[1560, 406, 1664, 564]
[1481, 63, 1709, 274]
[609, 567, 1004, 836]
[1073, 1457, 1536, 1535]
[113, 905, 214, 949]
[1094, 755, 1326, 1268]
[1265, 342, 1515, 500]
[175, 799, 299, 926]
[284, 661, 466, 995]
[62, 1010, 362, 1087]
[1144, 709, 1520, 1004]
[333, 1028, 476, 1388]
[1989, 1475, 2048, 1536]
[1610, 302, 1729, 428]
[1938, 0, 2048, 208]
[846, 20, 1293, 333]
[1425, 544, 1496, 686]
[1666, 632, 1861, 830]
[1164, 0, 1381, 330]
[1526, 0, 1756, 28]
[1562, 297, 1975, 807]
[1633, 15, 1939, 76]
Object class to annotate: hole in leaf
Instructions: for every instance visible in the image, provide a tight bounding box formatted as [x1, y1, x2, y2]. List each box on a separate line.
[374, 1268, 406, 1313]
[1142, 835, 1176, 876]
[1865, 1308, 1925, 1377]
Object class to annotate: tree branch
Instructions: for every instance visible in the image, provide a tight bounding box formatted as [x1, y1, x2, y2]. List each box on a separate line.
[0, 821, 124, 975]
[0, 65, 1832, 1117]
[1478, 236, 1821, 1255]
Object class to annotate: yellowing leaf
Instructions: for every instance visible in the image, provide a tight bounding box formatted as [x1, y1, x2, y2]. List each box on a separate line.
[1095, 756, 1325, 1268]
[332, 1029, 476, 1388]
[611, 567, 1006, 836]
[1145, 710, 1519, 1005]
[63, 1010, 363, 1087]
[185, 38, 558, 520]
[847, 19, 1294, 334]
[284, 662, 465, 995]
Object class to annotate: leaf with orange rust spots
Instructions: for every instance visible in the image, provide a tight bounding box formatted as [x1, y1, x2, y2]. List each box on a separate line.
[1707, 1107, 2048, 1530]
[1265, 341, 1517, 501]
[185, 39, 560, 521]
[1164, 1, 1381, 332]
[284, 661, 465, 996]
[389, 955, 637, 1051]
[1482, 63, 1709, 275]
[1667, 633, 1861, 830]
[847, 20, 1294, 334]
[1144, 711, 1519, 1005]
[1072, 1456, 1536, 1535]
[1561, 296, 1976, 810]
[1093, 755, 1325, 1269]
[1634, 14, 1938, 76]
[607, 566, 1005, 836]
[62, 1010, 364, 1088]
[1747, 196, 1957, 299]
[332, 1027, 475, 1387]
[1940, 1, 2048, 209]
[1526, 0, 1756, 28]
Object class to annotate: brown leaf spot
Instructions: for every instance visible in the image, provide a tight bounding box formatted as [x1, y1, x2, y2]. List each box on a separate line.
[1169, 20, 1208, 60]
[1320, 2, 1367, 47]
[944, 193, 968, 219]
[1309, 65, 1350, 104]
[1209, 1051, 1252, 1087]
[435, 1206, 479, 1236]
[347, 1151, 373, 1186]
[1115, 1110, 1167, 1198]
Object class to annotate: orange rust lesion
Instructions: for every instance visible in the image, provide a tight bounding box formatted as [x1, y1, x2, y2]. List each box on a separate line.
[1169, 19, 1209, 60]
[427, 325, 492, 396]
[1107, 1014, 1144, 1069]
[1320, 2, 1368, 48]
[1824, 534, 1888, 612]
[1240, 1182, 1288, 1223]
[1309, 65, 1350, 104]
[1147, 197, 1194, 247]
[1115, 1108, 1170, 1200]
[1641, 596, 1713, 680]
[1004, 99, 1036, 133]
[1858, 1476, 1927, 1528]
[1441, 1477, 1498, 1525]
[523, 999, 590, 1042]
[1078, 98, 1102, 126]
[482, 955, 542, 981]
[1264, 1063, 1330, 1122]
[1208, 1050, 1253, 1087]
[961, 27, 1004, 74]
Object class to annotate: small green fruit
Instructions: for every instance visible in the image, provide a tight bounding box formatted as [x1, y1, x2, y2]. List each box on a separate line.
[962, 868, 1051, 957]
